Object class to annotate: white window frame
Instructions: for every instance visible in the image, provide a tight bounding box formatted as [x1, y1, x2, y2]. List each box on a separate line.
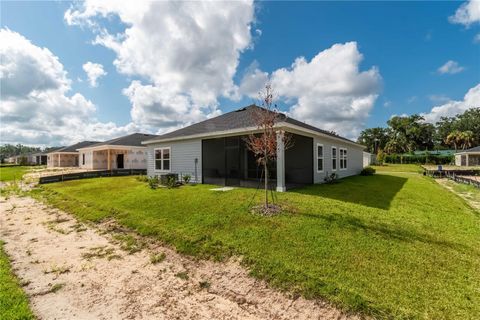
[316, 143, 324, 173]
[331, 146, 337, 171]
[340, 148, 347, 170]
[154, 147, 171, 172]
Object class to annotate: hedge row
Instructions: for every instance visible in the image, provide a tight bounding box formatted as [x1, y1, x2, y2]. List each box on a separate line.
[384, 154, 454, 164]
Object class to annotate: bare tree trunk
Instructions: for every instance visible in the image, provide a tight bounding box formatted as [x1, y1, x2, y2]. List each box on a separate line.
[264, 161, 268, 208]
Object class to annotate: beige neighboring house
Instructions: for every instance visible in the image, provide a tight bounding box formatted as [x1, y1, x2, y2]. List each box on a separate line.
[47, 142, 99, 168]
[455, 146, 480, 167]
[77, 133, 157, 170]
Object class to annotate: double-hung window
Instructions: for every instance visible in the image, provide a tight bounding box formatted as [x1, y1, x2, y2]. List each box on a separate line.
[155, 147, 170, 171]
[82, 153, 85, 165]
[332, 147, 337, 171]
[340, 148, 347, 170]
[316, 144, 324, 172]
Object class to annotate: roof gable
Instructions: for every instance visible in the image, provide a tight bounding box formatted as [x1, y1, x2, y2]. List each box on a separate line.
[144, 105, 358, 145]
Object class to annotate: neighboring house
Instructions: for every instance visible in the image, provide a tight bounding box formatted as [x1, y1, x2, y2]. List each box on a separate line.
[455, 146, 480, 167]
[363, 152, 374, 167]
[47, 142, 99, 168]
[77, 133, 157, 170]
[143, 105, 365, 191]
[32, 152, 48, 165]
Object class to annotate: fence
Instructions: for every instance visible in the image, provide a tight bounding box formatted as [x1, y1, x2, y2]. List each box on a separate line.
[444, 171, 480, 189]
[39, 169, 147, 184]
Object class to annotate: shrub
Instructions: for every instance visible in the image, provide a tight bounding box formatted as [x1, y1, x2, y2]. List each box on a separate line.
[324, 172, 338, 184]
[183, 174, 191, 184]
[165, 176, 177, 189]
[147, 176, 159, 189]
[361, 167, 376, 176]
[136, 174, 148, 182]
[384, 153, 453, 165]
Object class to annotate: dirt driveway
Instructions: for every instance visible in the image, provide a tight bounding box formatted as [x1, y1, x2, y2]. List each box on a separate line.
[0, 196, 356, 320]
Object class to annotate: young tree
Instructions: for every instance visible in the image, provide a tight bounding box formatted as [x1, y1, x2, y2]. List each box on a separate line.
[244, 84, 292, 212]
[446, 130, 462, 152]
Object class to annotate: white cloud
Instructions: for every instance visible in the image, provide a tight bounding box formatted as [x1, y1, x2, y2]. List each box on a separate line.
[437, 60, 465, 74]
[449, 0, 480, 27]
[474, 33, 480, 43]
[0, 28, 133, 146]
[422, 84, 480, 123]
[383, 100, 392, 107]
[239, 42, 381, 138]
[428, 94, 450, 103]
[82, 61, 107, 87]
[65, 0, 255, 131]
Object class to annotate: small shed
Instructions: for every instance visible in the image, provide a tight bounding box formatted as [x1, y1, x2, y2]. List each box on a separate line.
[455, 146, 480, 167]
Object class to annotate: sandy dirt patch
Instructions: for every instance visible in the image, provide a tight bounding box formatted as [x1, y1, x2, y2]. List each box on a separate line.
[436, 179, 480, 211]
[0, 196, 358, 320]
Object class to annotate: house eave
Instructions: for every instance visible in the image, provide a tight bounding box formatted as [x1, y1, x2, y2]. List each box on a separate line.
[142, 122, 364, 148]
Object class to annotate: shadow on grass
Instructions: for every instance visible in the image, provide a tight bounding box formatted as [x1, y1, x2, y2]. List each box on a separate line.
[290, 174, 408, 210]
[296, 211, 474, 255]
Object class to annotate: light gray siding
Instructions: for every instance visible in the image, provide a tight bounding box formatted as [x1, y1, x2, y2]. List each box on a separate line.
[311, 135, 364, 183]
[147, 139, 202, 182]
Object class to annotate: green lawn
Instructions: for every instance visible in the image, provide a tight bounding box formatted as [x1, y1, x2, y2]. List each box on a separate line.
[0, 166, 33, 182]
[371, 163, 423, 173]
[34, 171, 480, 319]
[0, 241, 35, 320]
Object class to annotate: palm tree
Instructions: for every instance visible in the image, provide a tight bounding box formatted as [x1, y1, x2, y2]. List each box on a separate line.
[446, 130, 462, 152]
[461, 130, 474, 150]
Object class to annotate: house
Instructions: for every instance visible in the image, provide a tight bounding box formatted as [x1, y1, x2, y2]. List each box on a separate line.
[363, 152, 374, 167]
[454, 146, 480, 166]
[32, 152, 48, 165]
[47, 142, 99, 168]
[142, 105, 365, 191]
[77, 133, 157, 170]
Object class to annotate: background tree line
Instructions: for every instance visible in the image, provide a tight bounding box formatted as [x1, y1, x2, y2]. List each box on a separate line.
[357, 107, 479, 155]
[0, 144, 61, 162]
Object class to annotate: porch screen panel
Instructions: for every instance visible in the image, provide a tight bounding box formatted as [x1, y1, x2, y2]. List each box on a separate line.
[202, 138, 226, 185]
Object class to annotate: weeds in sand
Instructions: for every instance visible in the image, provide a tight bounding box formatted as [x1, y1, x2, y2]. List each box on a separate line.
[82, 246, 121, 261]
[112, 234, 145, 254]
[175, 271, 189, 280]
[70, 222, 87, 233]
[20, 279, 31, 287]
[43, 264, 71, 275]
[43, 221, 70, 235]
[50, 283, 64, 293]
[25, 250, 31, 256]
[199, 281, 211, 289]
[150, 252, 166, 264]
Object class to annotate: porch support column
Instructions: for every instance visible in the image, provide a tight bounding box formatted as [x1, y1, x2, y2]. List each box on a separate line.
[466, 154, 469, 167]
[276, 131, 286, 192]
[107, 149, 111, 170]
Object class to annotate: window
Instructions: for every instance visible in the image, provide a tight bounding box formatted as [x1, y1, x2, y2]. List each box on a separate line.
[155, 147, 171, 171]
[340, 148, 347, 170]
[82, 153, 85, 165]
[316, 144, 324, 172]
[332, 147, 337, 171]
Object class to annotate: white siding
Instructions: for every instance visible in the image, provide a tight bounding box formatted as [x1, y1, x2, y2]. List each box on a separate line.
[147, 139, 202, 183]
[312, 136, 364, 183]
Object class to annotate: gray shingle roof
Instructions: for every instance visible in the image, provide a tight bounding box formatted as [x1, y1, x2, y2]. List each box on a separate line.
[462, 146, 480, 153]
[144, 105, 358, 145]
[52, 141, 100, 153]
[85, 133, 157, 148]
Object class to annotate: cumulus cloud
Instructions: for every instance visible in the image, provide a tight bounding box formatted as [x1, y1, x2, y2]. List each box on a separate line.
[422, 84, 480, 123]
[240, 42, 382, 138]
[82, 61, 107, 87]
[437, 60, 465, 74]
[0, 28, 133, 146]
[449, 0, 480, 27]
[65, 0, 255, 131]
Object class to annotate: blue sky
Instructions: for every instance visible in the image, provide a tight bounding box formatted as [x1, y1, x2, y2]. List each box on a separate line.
[1, 1, 479, 145]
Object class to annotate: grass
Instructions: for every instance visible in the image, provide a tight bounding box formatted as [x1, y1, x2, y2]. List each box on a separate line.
[371, 163, 423, 173]
[32, 170, 480, 319]
[0, 241, 35, 320]
[0, 166, 34, 182]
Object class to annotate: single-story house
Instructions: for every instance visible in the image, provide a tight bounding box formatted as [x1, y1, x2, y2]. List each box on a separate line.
[77, 133, 157, 170]
[455, 146, 480, 166]
[47, 141, 99, 168]
[32, 152, 48, 165]
[142, 105, 365, 191]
